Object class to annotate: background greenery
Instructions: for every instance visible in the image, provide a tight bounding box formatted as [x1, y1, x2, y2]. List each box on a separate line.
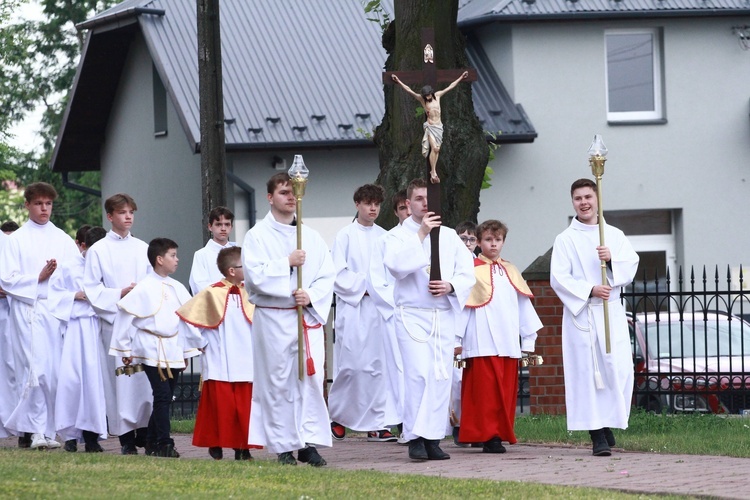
[0, 0, 117, 233]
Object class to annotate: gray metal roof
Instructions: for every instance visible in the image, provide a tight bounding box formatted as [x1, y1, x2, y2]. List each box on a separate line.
[458, 0, 750, 26]
[51, 0, 536, 172]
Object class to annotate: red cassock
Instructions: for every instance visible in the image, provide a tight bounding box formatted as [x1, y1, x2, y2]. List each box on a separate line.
[193, 380, 261, 449]
[458, 356, 519, 444]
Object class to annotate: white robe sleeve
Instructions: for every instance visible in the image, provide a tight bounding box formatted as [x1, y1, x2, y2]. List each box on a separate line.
[188, 249, 211, 295]
[48, 267, 77, 323]
[607, 229, 639, 287]
[0, 237, 41, 305]
[303, 232, 336, 326]
[243, 231, 296, 298]
[550, 233, 593, 317]
[109, 306, 135, 358]
[518, 296, 541, 352]
[368, 234, 396, 320]
[332, 228, 366, 306]
[382, 231, 429, 280]
[83, 247, 122, 323]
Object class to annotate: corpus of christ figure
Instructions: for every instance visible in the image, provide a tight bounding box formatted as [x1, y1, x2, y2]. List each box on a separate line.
[391, 71, 469, 184]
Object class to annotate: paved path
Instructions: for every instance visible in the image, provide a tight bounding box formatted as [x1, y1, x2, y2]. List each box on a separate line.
[3, 434, 749, 499]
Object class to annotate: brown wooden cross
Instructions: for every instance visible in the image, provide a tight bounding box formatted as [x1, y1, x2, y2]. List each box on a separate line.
[383, 27, 477, 282]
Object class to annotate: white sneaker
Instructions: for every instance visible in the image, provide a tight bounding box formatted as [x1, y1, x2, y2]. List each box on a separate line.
[45, 437, 61, 449]
[30, 433, 47, 449]
[397, 432, 409, 445]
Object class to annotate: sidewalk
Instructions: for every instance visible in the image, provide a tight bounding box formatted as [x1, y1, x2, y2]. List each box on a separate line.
[3, 434, 749, 499]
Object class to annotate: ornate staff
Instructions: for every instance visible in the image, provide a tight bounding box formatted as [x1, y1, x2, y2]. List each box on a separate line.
[288, 155, 309, 380]
[588, 134, 611, 353]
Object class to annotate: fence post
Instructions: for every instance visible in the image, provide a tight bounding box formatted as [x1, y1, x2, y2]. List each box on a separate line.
[523, 248, 567, 415]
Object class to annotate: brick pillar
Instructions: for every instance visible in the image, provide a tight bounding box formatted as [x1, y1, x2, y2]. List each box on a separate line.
[523, 248, 566, 415]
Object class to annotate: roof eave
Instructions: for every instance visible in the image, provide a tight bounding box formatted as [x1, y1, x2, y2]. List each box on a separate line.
[76, 7, 165, 32]
[458, 9, 750, 29]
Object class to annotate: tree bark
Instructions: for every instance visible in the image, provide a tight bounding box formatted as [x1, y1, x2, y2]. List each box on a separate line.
[374, 0, 487, 229]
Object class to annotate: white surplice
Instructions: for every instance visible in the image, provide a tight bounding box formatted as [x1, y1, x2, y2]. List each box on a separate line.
[462, 261, 542, 359]
[0, 219, 79, 437]
[49, 253, 107, 442]
[0, 231, 14, 438]
[188, 239, 237, 295]
[327, 220, 389, 431]
[83, 230, 152, 436]
[550, 217, 639, 431]
[109, 272, 205, 367]
[368, 226, 405, 427]
[382, 217, 475, 440]
[242, 212, 335, 454]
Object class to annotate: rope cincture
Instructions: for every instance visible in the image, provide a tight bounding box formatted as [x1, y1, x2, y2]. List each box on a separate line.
[143, 329, 178, 382]
[572, 302, 606, 390]
[399, 305, 450, 381]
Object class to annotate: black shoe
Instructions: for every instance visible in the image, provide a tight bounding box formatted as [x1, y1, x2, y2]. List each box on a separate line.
[298, 445, 326, 467]
[603, 427, 616, 447]
[157, 443, 180, 458]
[589, 429, 611, 457]
[277, 451, 297, 465]
[482, 437, 506, 454]
[84, 442, 104, 453]
[208, 447, 223, 460]
[234, 448, 253, 461]
[408, 438, 428, 460]
[424, 439, 450, 460]
[18, 433, 32, 449]
[144, 442, 158, 456]
[64, 439, 78, 452]
[121, 444, 138, 455]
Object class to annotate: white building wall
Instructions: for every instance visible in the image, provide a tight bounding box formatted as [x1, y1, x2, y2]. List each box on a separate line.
[100, 33, 202, 286]
[476, 17, 750, 272]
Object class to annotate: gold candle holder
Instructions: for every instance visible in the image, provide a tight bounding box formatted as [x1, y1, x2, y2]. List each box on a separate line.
[288, 155, 309, 380]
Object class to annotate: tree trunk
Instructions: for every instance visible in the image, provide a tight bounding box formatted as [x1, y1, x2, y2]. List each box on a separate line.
[197, 0, 227, 241]
[374, 0, 487, 229]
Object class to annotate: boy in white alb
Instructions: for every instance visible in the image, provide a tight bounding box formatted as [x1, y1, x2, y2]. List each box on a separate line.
[0, 182, 79, 449]
[51, 225, 108, 453]
[328, 184, 396, 442]
[189, 206, 236, 295]
[177, 246, 260, 460]
[459, 220, 542, 453]
[551, 178, 639, 457]
[242, 172, 335, 467]
[382, 178, 475, 461]
[110, 238, 205, 458]
[83, 193, 152, 454]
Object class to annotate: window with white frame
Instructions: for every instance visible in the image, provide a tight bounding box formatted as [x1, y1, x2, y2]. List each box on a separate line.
[605, 29, 664, 122]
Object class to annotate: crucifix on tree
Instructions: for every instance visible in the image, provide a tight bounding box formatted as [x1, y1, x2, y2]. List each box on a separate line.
[383, 27, 477, 282]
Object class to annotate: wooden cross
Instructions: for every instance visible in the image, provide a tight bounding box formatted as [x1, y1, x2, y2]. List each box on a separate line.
[383, 27, 477, 282]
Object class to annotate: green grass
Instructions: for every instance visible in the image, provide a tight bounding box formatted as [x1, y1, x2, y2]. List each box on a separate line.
[0, 447, 683, 499]
[514, 408, 750, 457]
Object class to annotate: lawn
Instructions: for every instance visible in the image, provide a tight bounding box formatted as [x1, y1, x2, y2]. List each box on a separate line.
[514, 408, 750, 458]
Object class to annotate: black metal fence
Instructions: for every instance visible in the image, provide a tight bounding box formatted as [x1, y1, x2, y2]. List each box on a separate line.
[622, 266, 750, 415]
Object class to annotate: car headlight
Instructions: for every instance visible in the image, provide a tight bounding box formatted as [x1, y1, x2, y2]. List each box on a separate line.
[673, 394, 709, 412]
